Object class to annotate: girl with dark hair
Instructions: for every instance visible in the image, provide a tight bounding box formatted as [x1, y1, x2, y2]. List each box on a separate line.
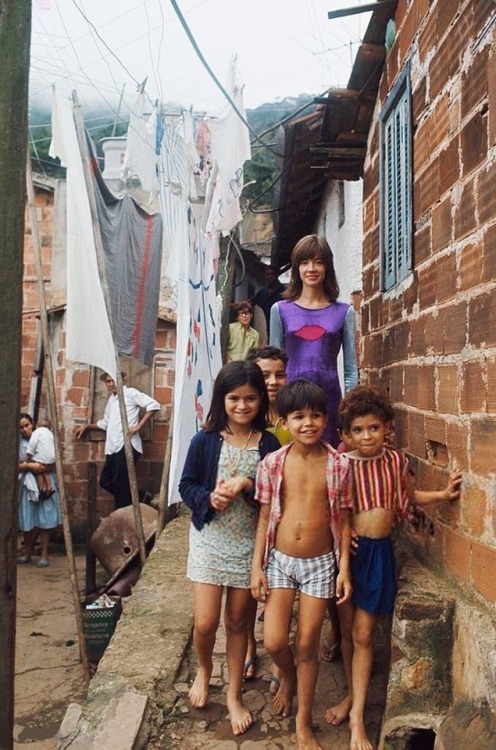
[179, 361, 280, 736]
[18, 413, 61, 567]
[270, 234, 358, 447]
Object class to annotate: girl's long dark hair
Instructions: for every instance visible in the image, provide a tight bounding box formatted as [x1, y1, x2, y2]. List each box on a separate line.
[283, 234, 340, 302]
[203, 361, 269, 433]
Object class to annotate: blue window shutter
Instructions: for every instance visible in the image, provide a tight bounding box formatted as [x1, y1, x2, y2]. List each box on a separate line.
[380, 65, 412, 291]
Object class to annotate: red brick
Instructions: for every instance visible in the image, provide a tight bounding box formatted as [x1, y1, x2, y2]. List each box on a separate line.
[439, 139, 460, 198]
[471, 417, 496, 474]
[436, 252, 457, 303]
[424, 310, 445, 356]
[444, 529, 471, 584]
[478, 162, 496, 225]
[460, 112, 488, 178]
[487, 357, 496, 412]
[468, 289, 496, 348]
[446, 421, 469, 468]
[460, 360, 486, 413]
[471, 541, 496, 603]
[443, 300, 467, 355]
[429, 36, 454, 100]
[489, 50, 496, 146]
[410, 317, 427, 357]
[416, 158, 440, 219]
[412, 77, 427, 123]
[389, 366, 404, 403]
[418, 264, 437, 310]
[461, 47, 489, 119]
[404, 365, 419, 407]
[394, 408, 408, 449]
[431, 197, 452, 254]
[414, 221, 432, 264]
[437, 365, 459, 413]
[461, 482, 486, 537]
[418, 365, 436, 411]
[459, 240, 484, 291]
[436, 0, 461, 39]
[483, 222, 496, 283]
[425, 415, 446, 445]
[408, 411, 426, 458]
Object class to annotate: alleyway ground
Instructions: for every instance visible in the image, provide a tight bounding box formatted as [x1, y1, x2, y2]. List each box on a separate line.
[14, 519, 389, 750]
[14, 547, 87, 750]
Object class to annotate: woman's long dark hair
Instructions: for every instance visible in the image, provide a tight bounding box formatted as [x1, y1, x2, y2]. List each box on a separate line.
[203, 361, 269, 433]
[283, 234, 340, 302]
[19, 413, 33, 425]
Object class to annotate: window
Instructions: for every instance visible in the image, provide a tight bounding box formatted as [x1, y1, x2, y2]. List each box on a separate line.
[380, 64, 413, 290]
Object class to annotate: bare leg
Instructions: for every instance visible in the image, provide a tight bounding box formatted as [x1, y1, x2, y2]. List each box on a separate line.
[189, 583, 222, 708]
[326, 599, 354, 726]
[349, 607, 377, 750]
[224, 587, 253, 735]
[19, 529, 36, 561]
[264, 588, 297, 718]
[243, 594, 258, 679]
[293, 593, 328, 750]
[321, 597, 341, 661]
[38, 529, 50, 563]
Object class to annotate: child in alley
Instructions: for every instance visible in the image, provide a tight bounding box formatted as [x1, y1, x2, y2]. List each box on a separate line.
[325, 385, 462, 750]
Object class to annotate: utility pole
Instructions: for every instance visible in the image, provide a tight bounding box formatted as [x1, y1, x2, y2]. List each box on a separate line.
[0, 1, 31, 748]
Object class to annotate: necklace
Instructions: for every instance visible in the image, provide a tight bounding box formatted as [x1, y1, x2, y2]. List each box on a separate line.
[224, 429, 253, 476]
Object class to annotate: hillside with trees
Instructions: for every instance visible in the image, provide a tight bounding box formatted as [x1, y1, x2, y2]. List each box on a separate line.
[29, 93, 317, 207]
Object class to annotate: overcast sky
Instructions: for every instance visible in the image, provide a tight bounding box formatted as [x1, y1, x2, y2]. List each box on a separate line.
[30, 0, 371, 115]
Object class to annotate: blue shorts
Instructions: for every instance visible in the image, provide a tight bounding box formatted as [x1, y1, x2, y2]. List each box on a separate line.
[351, 536, 396, 616]
[266, 548, 336, 599]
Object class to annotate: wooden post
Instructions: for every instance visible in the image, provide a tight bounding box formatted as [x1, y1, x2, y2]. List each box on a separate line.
[26, 158, 91, 681]
[71, 91, 147, 567]
[0, 2, 31, 746]
[157, 401, 174, 535]
[85, 462, 97, 595]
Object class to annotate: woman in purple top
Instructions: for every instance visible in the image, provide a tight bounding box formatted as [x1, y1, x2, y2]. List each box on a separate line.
[270, 235, 358, 448]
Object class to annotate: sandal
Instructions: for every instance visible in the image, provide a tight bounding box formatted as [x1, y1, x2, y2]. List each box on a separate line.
[37, 559, 50, 568]
[17, 555, 31, 564]
[243, 656, 256, 680]
[321, 639, 341, 662]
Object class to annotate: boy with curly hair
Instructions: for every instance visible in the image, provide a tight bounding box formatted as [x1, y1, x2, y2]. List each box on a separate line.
[325, 385, 461, 750]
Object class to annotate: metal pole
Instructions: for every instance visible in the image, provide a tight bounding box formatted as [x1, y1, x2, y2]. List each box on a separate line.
[26, 157, 91, 681]
[71, 91, 147, 567]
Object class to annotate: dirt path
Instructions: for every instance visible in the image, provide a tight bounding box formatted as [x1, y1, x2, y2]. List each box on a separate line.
[14, 548, 88, 749]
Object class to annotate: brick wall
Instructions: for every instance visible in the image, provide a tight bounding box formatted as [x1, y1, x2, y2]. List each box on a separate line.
[361, 0, 496, 607]
[22, 184, 175, 533]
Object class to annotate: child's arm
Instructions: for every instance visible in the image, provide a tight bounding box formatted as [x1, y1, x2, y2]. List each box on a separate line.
[251, 504, 270, 603]
[335, 510, 353, 605]
[178, 433, 217, 529]
[413, 470, 462, 506]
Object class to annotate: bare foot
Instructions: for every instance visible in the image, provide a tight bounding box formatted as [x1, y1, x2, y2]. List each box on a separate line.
[188, 667, 210, 708]
[272, 677, 294, 717]
[349, 714, 374, 750]
[227, 695, 252, 735]
[325, 695, 352, 726]
[296, 720, 322, 750]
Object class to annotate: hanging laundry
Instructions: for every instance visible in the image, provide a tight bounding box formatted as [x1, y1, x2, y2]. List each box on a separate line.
[49, 90, 116, 379]
[89, 136, 163, 367]
[122, 92, 158, 195]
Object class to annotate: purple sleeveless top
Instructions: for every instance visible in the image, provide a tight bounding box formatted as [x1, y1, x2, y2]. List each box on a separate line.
[277, 300, 350, 447]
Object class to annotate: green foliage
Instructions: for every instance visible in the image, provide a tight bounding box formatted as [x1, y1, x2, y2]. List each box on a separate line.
[244, 94, 317, 207]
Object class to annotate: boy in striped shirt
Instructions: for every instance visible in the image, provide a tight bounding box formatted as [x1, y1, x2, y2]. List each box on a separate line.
[325, 385, 461, 750]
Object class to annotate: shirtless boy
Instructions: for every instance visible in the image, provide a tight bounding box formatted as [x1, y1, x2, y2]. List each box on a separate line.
[325, 385, 462, 750]
[252, 379, 353, 750]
